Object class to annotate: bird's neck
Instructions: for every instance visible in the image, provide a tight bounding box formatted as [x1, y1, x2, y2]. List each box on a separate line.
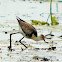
[30, 34, 42, 41]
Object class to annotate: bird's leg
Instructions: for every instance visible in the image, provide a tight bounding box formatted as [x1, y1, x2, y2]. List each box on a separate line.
[8, 34, 12, 51]
[19, 37, 28, 48]
[44, 40, 49, 43]
[8, 32, 22, 51]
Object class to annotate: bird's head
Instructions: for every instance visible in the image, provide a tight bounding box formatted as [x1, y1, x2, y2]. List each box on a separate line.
[41, 34, 45, 41]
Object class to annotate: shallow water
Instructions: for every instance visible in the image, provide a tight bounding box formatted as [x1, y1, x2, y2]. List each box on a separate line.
[0, 21, 62, 62]
[0, 1, 62, 62]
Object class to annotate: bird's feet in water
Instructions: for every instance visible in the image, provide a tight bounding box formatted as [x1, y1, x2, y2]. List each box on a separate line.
[44, 40, 49, 43]
[8, 46, 15, 51]
[45, 41, 49, 43]
[8, 46, 13, 51]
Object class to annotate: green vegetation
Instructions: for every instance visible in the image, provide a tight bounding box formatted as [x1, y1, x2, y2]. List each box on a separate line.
[31, 17, 59, 26]
[31, 20, 49, 26]
[50, 0, 53, 25]
[50, 0, 59, 25]
[52, 16, 59, 25]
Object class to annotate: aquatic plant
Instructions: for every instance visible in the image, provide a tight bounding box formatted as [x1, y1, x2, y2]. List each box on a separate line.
[31, 20, 49, 25]
[52, 16, 59, 25]
[50, 0, 53, 25]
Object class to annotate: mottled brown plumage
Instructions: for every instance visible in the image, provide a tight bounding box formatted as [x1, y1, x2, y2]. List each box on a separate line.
[16, 16, 47, 42]
[16, 16, 37, 38]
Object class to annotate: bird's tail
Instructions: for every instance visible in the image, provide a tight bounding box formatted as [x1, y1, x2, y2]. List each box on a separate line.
[16, 16, 25, 22]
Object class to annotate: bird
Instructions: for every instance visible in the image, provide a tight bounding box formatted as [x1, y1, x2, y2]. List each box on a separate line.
[16, 16, 48, 43]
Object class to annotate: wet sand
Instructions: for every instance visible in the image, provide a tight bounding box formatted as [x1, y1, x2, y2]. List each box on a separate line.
[0, 1, 62, 62]
[0, 20, 62, 62]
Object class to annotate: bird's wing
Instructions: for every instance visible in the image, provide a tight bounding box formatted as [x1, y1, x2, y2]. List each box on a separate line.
[20, 22, 37, 37]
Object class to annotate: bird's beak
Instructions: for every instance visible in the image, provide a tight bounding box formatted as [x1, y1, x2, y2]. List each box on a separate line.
[44, 39, 45, 41]
[44, 35, 48, 43]
[16, 16, 20, 22]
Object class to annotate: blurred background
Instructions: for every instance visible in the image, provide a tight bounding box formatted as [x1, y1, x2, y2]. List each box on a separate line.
[0, 0, 62, 25]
